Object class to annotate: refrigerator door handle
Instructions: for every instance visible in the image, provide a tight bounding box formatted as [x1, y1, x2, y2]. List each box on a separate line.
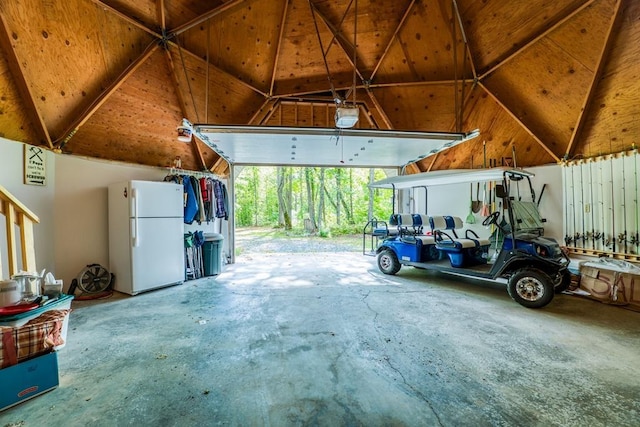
[131, 218, 139, 247]
[131, 187, 140, 247]
[131, 187, 138, 218]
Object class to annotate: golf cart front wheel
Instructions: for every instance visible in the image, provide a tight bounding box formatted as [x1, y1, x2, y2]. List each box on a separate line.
[507, 268, 554, 308]
[554, 270, 571, 294]
[378, 249, 401, 275]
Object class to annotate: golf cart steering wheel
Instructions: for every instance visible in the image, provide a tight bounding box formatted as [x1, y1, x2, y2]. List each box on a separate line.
[482, 211, 500, 227]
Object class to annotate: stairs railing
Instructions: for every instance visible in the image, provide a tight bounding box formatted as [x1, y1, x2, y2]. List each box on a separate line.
[0, 184, 40, 277]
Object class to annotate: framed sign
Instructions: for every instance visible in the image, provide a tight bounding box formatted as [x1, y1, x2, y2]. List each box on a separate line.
[24, 146, 46, 186]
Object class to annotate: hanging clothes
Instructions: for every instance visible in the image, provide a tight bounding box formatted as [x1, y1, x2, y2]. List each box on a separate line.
[164, 171, 225, 224]
[200, 177, 215, 223]
[183, 175, 199, 224]
[213, 180, 228, 220]
[190, 176, 206, 224]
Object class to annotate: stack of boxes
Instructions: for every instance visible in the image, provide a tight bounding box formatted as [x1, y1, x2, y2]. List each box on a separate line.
[0, 275, 72, 411]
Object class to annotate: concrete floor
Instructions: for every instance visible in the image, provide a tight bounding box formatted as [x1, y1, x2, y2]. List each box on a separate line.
[2, 252, 639, 426]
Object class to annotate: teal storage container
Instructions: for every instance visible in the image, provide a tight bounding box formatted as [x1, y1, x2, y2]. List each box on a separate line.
[203, 233, 224, 276]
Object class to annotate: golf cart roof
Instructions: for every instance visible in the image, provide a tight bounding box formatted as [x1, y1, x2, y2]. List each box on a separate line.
[370, 167, 534, 190]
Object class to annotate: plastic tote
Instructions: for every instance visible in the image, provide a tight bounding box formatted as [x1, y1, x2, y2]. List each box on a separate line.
[202, 233, 224, 276]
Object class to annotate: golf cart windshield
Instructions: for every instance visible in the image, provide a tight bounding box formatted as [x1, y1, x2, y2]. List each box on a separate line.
[511, 200, 545, 235]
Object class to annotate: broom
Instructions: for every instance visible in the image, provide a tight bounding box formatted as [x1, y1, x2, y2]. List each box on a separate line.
[466, 182, 476, 224]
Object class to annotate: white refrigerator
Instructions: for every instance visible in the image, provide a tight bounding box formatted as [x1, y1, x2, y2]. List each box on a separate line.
[108, 180, 185, 295]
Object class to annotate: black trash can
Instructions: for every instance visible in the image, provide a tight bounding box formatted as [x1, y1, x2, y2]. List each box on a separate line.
[202, 233, 224, 276]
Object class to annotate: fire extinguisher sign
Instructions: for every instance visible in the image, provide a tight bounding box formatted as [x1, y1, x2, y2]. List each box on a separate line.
[24, 146, 47, 186]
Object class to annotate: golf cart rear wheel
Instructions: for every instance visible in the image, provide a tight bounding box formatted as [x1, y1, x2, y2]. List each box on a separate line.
[378, 249, 401, 275]
[507, 268, 554, 308]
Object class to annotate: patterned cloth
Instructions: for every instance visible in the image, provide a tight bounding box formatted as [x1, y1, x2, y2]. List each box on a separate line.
[0, 309, 70, 368]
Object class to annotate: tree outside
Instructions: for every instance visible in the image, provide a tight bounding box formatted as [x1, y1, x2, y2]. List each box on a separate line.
[235, 167, 393, 236]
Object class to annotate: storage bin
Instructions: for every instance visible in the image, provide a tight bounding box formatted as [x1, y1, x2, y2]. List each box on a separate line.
[0, 351, 59, 411]
[0, 294, 73, 350]
[203, 233, 224, 276]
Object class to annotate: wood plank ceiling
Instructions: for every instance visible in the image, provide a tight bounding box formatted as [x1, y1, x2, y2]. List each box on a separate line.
[0, 0, 638, 177]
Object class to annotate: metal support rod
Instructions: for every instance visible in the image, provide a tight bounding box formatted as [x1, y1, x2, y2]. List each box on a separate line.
[588, 159, 596, 250]
[599, 156, 606, 250]
[571, 163, 578, 246]
[563, 164, 571, 245]
[620, 152, 627, 253]
[634, 146, 639, 253]
[609, 152, 616, 253]
[580, 161, 586, 247]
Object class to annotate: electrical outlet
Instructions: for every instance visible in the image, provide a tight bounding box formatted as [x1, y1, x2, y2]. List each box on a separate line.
[585, 203, 590, 213]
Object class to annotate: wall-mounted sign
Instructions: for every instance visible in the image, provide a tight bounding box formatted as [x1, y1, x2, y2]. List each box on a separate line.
[24, 146, 46, 186]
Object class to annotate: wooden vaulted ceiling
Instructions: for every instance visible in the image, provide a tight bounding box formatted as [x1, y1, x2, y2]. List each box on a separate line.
[0, 0, 638, 176]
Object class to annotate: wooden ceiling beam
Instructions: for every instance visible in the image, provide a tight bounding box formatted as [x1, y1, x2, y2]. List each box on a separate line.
[312, 3, 365, 83]
[452, 0, 477, 80]
[89, 0, 163, 39]
[167, 40, 267, 98]
[0, 11, 53, 149]
[316, 0, 355, 58]
[272, 78, 460, 99]
[478, 0, 597, 80]
[157, 0, 166, 31]
[479, 81, 560, 163]
[280, 100, 333, 107]
[360, 103, 379, 128]
[261, 99, 282, 125]
[565, 0, 623, 158]
[426, 153, 439, 172]
[248, 98, 276, 125]
[369, 79, 460, 89]
[171, 0, 248, 36]
[56, 41, 160, 149]
[364, 88, 393, 129]
[269, 0, 291, 97]
[369, 0, 416, 82]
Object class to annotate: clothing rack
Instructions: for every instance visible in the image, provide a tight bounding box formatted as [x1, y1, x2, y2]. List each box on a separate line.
[166, 167, 222, 180]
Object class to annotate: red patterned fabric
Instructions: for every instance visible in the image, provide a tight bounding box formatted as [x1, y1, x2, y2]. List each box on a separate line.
[0, 309, 70, 368]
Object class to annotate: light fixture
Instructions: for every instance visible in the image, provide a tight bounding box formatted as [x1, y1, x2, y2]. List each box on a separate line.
[177, 118, 193, 143]
[335, 106, 359, 128]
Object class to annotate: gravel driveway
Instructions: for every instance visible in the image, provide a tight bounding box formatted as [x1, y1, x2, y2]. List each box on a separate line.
[235, 227, 364, 254]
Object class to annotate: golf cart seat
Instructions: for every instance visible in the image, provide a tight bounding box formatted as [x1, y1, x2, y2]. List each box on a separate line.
[396, 214, 417, 235]
[430, 216, 489, 267]
[411, 214, 436, 244]
[429, 216, 490, 246]
[369, 215, 400, 237]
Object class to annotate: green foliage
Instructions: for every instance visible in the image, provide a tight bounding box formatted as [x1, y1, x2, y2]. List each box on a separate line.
[235, 166, 395, 231]
[318, 229, 331, 238]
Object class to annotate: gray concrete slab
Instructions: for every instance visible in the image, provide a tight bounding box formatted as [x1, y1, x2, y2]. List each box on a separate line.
[1, 252, 639, 426]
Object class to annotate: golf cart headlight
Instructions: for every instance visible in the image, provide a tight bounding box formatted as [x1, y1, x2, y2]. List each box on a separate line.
[535, 244, 549, 257]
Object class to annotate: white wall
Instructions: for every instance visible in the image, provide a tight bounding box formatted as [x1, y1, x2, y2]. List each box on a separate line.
[54, 155, 224, 288]
[53, 154, 167, 286]
[0, 138, 56, 279]
[409, 164, 564, 243]
[1, 137, 225, 289]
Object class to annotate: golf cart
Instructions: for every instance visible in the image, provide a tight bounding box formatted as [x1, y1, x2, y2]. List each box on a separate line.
[368, 168, 570, 308]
